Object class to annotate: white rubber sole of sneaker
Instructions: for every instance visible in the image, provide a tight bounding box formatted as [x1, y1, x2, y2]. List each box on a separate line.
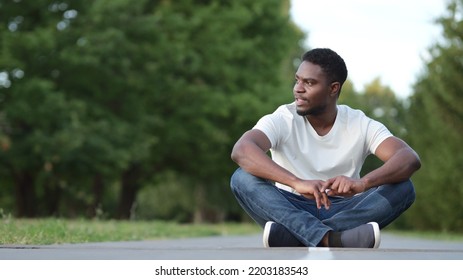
[262, 221, 274, 248]
[368, 222, 381, 249]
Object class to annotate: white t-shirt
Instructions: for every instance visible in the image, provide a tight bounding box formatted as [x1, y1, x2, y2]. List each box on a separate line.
[253, 102, 392, 193]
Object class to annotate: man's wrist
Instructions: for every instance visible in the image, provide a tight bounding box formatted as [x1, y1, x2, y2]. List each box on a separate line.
[287, 176, 303, 190]
[360, 177, 373, 190]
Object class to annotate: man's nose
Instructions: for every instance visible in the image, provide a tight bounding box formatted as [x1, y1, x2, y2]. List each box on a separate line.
[293, 81, 304, 92]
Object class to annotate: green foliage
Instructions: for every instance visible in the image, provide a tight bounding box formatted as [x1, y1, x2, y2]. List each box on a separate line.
[340, 78, 407, 136]
[0, 0, 303, 220]
[9, 0, 460, 232]
[404, 0, 463, 232]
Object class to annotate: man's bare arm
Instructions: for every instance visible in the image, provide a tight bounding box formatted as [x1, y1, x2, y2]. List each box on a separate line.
[231, 129, 299, 186]
[231, 129, 330, 209]
[321, 136, 421, 196]
[361, 136, 421, 189]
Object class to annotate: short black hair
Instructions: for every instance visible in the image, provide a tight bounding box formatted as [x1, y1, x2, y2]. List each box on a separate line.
[302, 48, 348, 88]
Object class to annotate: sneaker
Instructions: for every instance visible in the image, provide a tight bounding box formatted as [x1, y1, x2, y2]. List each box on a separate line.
[263, 221, 304, 247]
[331, 222, 380, 248]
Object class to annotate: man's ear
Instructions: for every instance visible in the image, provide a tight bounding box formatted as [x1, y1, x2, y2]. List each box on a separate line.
[330, 82, 341, 97]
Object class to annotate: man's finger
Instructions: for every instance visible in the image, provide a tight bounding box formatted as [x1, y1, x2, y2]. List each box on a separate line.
[320, 179, 333, 192]
[313, 191, 322, 209]
[322, 193, 330, 210]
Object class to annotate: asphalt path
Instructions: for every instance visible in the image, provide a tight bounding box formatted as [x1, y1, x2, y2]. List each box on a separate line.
[1, 232, 463, 260]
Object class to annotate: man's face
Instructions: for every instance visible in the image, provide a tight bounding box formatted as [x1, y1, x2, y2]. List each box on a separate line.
[293, 61, 334, 116]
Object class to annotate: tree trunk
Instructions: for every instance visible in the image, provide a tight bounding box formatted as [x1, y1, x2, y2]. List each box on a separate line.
[43, 176, 62, 216]
[88, 173, 104, 218]
[14, 171, 37, 217]
[117, 163, 141, 220]
[193, 184, 206, 223]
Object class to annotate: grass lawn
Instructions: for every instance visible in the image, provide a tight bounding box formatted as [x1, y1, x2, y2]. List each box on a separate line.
[0, 218, 261, 245]
[1, 218, 461, 245]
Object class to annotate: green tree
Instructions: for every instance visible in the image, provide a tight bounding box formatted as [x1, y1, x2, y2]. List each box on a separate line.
[405, 0, 463, 232]
[0, 0, 303, 220]
[138, 0, 303, 222]
[0, 0, 89, 216]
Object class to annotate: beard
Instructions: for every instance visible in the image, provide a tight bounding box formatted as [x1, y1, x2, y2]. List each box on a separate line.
[296, 104, 327, 116]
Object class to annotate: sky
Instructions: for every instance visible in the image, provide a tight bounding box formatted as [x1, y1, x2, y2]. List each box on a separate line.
[290, 0, 448, 98]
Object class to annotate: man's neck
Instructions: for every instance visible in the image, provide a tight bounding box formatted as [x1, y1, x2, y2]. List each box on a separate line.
[306, 106, 338, 136]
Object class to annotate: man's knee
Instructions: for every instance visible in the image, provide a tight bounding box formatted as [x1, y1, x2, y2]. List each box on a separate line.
[230, 168, 245, 190]
[230, 168, 253, 194]
[230, 168, 271, 195]
[403, 180, 416, 207]
[377, 179, 416, 208]
[396, 179, 416, 203]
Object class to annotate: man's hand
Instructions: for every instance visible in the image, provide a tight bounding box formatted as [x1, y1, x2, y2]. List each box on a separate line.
[293, 180, 331, 210]
[321, 176, 368, 197]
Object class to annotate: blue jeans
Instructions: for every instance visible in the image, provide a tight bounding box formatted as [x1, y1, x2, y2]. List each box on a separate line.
[230, 168, 416, 247]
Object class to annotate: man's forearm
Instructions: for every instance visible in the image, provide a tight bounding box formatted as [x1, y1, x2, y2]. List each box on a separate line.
[231, 142, 300, 188]
[361, 148, 421, 188]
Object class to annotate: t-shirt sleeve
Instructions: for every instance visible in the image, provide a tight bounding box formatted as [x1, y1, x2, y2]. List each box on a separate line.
[253, 112, 288, 149]
[365, 118, 393, 154]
